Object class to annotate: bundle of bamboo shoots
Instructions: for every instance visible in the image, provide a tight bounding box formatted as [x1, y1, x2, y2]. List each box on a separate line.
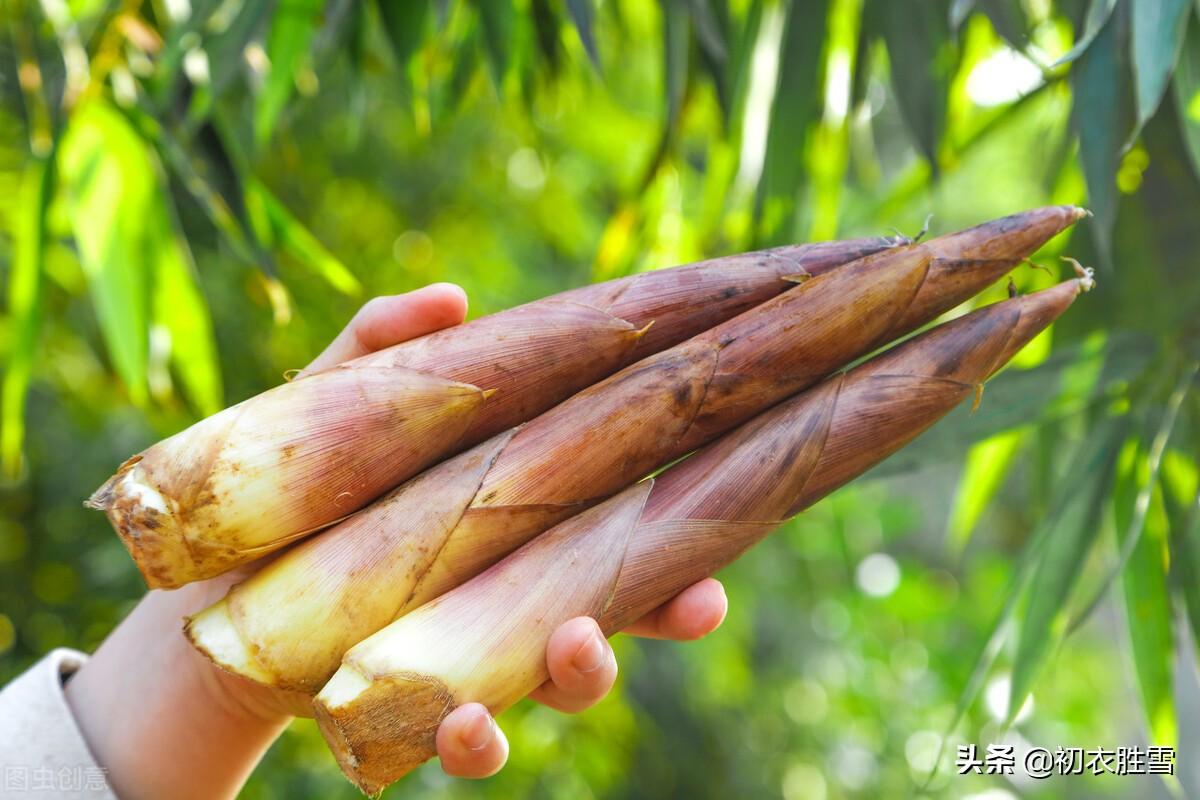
[88, 237, 899, 588]
[186, 207, 1084, 693]
[312, 269, 1094, 794]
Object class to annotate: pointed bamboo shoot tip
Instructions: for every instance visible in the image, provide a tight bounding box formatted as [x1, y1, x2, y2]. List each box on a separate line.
[1006, 277, 1018, 299]
[634, 320, 656, 338]
[1072, 206, 1092, 220]
[1061, 257, 1096, 292]
[481, 387, 499, 400]
[971, 382, 985, 413]
[282, 368, 302, 382]
[84, 485, 110, 511]
[782, 272, 811, 284]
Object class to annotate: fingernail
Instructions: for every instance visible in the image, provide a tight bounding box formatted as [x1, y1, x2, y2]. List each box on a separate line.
[461, 709, 495, 752]
[573, 629, 607, 673]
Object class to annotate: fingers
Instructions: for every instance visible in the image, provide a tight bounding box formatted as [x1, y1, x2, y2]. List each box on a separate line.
[436, 703, 509, 778]
[528, 617, 618, 713]
[437, 583, 727, 778]
[302, 283, 468, 374]
[622, 578, 728, 640]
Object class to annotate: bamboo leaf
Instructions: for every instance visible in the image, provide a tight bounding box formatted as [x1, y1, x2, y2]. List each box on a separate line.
[311, 0, 362, 57]
[1070, 4, 1131, 264]
[663, 0, 690, 133]
[1164, 455, 1200, 655]
[947, 427, 1029, 551]
[687, 0, 727, 63]
[1067, 364, 1195, 629]
[868, 423, 1124, 786]
[377, 0, 429, 67]
[977, 0, 1029, 50]
[850, 14, 876, 113]
[1172, 15, 1200, 181]
[204, 0, 275, 97]
[566, 0, 601, 68]
[725, 0, 763, 126]
[1, 154, 53, 479]
[57, 101, 154, 405]
[255, 0, 323, 146]
[754, 0, 830, 244]
[695, 0, 734, 122]
[876, 0, 953, 172]
[1116, 447, 1177, 748]
[531, 0, 563, 74]
[58, 100, 225, 414]
[152, 0, 230, 105]
[437, 26, 481, 118]
[472, 0, 514, 87]
[151, 212, 224, 416]
[123, 104, 267, 270]
[1005, 427, 1123, 724]
[1053, 0, 1119, 66]
[1130, 0, 1191, 139]
[246, 180, 362, 295]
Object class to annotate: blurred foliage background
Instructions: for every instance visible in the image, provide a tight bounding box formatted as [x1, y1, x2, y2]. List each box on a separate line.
[1, 0, 1199, 797]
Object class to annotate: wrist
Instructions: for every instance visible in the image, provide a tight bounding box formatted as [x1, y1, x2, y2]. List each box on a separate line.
[64, 587, 293, 799]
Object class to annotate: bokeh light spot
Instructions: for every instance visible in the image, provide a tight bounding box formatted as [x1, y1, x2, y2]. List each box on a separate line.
[856, 552, 901, 597]
[782, 762, 827, 800]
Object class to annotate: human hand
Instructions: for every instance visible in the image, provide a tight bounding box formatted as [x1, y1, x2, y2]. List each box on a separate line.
[66, 284, 727, 798]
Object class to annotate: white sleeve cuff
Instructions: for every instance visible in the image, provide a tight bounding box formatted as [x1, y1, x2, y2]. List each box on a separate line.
[0, 648, 117, 798]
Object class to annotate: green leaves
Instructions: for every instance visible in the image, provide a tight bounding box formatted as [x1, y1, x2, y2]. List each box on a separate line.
[1172, 13, 1200, 177]
[377, 0, 430, 68]
[662, 0, 691, 134]
[876, 0, 954, 172]
[1070, 3, 1130, 263]
[1053, 0, 1119, 66]
[245, 181, 362, 296]
[1005, 426, 1122, 724]
[754, 0, 830, 244]
[256, 0, 324, 146]
[472, 0, 515, 87]
[152, 217, 224, 416]
[948, 362, 1195, 747]
[1, 155, 54, 479]
[1130, 0, 1191, 138]
[566, 0, 600, 68]
[977, 0, 1030, 51]
[1164, 453, 1200, 655]
[59, 102, 154, 406]
[58, 100, 222, 415]
[936, 424, 1125, 767]
[946, 428, 1029, 551]
[1115, 441, 1176, 748]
